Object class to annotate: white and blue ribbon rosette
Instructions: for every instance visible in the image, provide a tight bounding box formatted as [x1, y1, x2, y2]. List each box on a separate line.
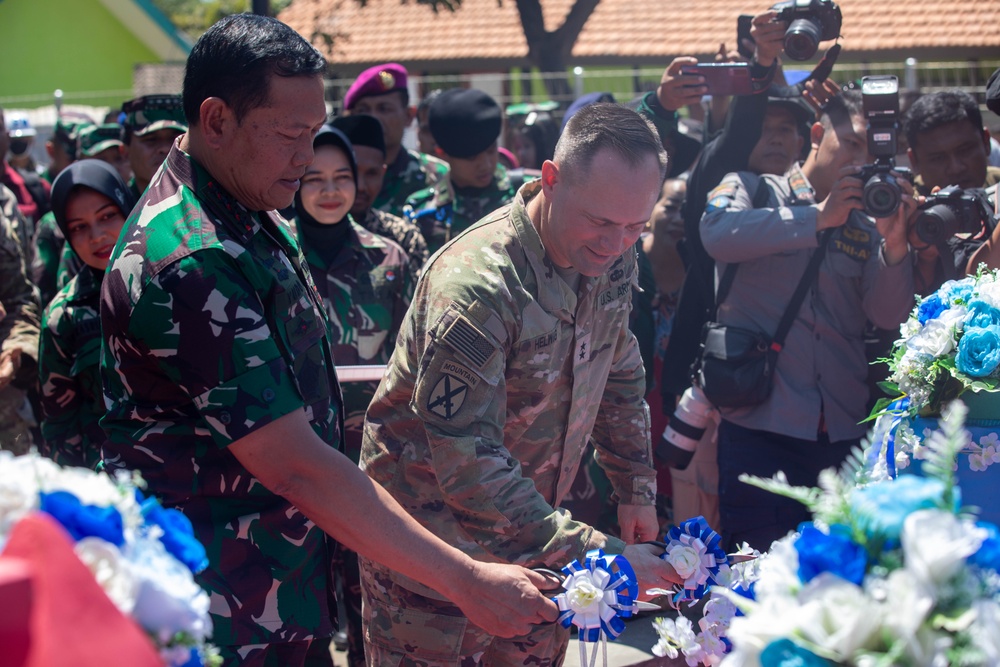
[553, 549, 637, 667]
[868, 396, 911, 480]
[661, 516, 729, 607]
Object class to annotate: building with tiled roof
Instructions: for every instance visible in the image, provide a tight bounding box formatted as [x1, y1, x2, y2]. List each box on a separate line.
[279, 0, 1000, 76]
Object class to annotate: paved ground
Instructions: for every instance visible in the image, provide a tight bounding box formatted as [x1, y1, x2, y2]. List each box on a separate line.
[331, 610, 687, 667]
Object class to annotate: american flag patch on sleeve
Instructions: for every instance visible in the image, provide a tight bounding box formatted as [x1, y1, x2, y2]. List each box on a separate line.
[442, 316, 497, 369]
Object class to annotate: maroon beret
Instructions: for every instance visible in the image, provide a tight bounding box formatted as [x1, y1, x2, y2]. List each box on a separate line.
[344, 63, 408, 111]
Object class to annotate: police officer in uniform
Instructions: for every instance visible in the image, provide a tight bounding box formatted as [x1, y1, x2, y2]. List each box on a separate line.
[700, 91, 915, 551]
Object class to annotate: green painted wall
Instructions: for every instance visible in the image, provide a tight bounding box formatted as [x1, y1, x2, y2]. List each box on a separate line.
[0, 0, 163, 108]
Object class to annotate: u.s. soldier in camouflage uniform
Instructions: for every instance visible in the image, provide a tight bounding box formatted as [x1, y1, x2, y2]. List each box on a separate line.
[403, 88, 526, 254]
[38, 160, 135, 469]
[360, 103, 682, 666]
[332, 113, 429, 281]
[290, 124, 413, 667]
[99, 15, 555, 667]
[342, 63, 450, 218]
[0, 183, 41, 454]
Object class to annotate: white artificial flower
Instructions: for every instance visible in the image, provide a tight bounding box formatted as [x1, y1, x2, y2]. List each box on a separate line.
[906, 317, 958, 358]
[969, 599, 1000, 663]
[795, 573, 881, 659]
[74, 537, 139, 613]
[902, 510, 986, 587]
[975, 278, 1000, 308]
[126, 536, 212, 644]
[876, 568, 934, 645]
[750, 536, 800, 601]
[723, 595, 802, 662]
[668, 544, 703, 581]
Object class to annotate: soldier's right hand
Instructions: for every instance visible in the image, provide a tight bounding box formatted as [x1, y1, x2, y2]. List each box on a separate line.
[816, 166, 865, 231]
[452, 562, 558, 637]
[622, 542, 682, 599]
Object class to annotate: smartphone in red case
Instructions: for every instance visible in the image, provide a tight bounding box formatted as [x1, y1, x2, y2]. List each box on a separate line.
[681, 63, 754, 96]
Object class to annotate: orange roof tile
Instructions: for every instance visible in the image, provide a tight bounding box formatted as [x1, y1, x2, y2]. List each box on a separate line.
[279, 0, 1000, 72]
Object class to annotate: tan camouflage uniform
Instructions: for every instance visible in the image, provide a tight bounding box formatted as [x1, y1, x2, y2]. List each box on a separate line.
[0, 184, 41, 454]
[360, 181, 656, 665]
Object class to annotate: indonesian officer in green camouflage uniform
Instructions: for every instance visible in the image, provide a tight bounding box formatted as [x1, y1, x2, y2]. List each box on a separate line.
[39, 160, 135, 468]
[99, 15, 555, 667]
[343, 63, 449, 217]
[403, 88, 523, 254]
[120, 94, 187, 200]
[290, 124, 412, 667]
[331, 113, 429, 281]
[0, 183, 41, 454]
[361, 103, 682, 666]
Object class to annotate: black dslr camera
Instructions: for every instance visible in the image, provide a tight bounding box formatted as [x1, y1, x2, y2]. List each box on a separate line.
[858, 75, 911, 218]
[915, 186, 996, 246]
[770, 0, 842, 61]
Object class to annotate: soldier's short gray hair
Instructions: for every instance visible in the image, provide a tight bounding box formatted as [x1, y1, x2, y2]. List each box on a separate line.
[554, 103, 668, 183]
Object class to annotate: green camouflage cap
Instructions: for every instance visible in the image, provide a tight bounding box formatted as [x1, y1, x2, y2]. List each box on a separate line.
[121, 94, 187, 137]
[77, 123, 124, 157]
[53, 115, 95, 158]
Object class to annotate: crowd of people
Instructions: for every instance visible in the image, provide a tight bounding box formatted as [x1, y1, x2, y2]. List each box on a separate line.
[2, 5, 1000, 667]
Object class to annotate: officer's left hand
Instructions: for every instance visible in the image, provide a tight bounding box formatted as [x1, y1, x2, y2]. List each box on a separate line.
[874, 175, 916, 266]
[618, 503, 660, 544]
[0, 347, 21, 390]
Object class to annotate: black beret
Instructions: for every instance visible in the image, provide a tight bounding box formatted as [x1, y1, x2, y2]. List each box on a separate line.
[987, 67, 1000, 116]
[428, 88, 502, 159]
[331, 114, 386, 156]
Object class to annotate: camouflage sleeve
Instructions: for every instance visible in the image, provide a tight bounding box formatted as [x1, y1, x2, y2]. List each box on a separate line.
[54, 241, 83, 295]
[0, 205, 41, 373]
[124, 250, 307, 447]
[38, 293, 87, 466]
[591, 252, 656, 505]
[590, 277, 657, 506]
[408, 279, 600, 566]
[32, 212, 63, 307]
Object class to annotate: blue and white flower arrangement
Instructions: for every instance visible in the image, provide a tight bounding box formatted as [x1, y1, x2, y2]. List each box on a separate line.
[652, 402, 1000, 667]
[868, 267, 1000, 477]
[0, 451, 219, 667]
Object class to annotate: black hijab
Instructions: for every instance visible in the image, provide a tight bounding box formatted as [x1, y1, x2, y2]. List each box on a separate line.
[293, 125, 359, 266]
[50, 159, 136, 262]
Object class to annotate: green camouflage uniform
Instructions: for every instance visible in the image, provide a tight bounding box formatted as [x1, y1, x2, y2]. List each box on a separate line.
[291, 216, 413, 461]
[403, 163, 523, 254]
[372, 148, 449, 218]
[357, 206, 428, 282]
[360, 181, 656, 664]
[38, 267, 105, 468]
[100, 144, 344, 654]
[0, 184, 41, 454]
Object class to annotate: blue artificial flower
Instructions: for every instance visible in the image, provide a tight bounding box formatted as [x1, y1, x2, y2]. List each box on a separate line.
[956, 326, 1000, 377]
[941, 279, 975, 305]
[850, 476, 949, 545]
[177, 648, 202, 667]
[142, 499, 209, 573]
[39, 491, 125, 546]
[970, 521, 1000, 571]
[794, 524, 868, 585]
[760, 638, 835, 667]
[965, 300, 1000, 330]
[917, 293, 947, 324]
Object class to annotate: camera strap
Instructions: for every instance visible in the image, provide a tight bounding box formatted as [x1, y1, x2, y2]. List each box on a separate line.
[713, 177, 832, 353]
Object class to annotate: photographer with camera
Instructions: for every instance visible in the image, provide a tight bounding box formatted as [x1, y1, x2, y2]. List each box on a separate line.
[698, 88, 915, 551]
[956, 75, 1000, 274]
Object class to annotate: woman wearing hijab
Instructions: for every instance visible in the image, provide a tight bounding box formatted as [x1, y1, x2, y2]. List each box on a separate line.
[290, 125, 412, 667]
[38, 159, 136, 468]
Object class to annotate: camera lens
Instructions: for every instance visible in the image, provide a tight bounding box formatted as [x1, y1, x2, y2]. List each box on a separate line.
[784, 18, 822, 61]
[862, 173, 901, 218]
[915, 205, 959, 246]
